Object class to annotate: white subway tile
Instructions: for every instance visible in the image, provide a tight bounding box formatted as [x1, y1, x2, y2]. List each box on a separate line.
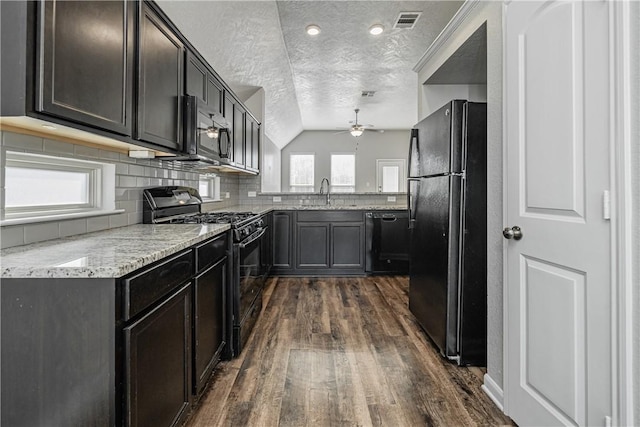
[1, 225, 25, 248]
[115, 163, 129, 174]
[109, 213, 129, 228]
[87, 216, 110, 232]
[129, 165, 145, 176]
[59, 219, 88, 237]
[118, 176, 137, 187]
[3, 132, 43, 151]
[74, 145, 100, 158]
[43, 139, 74, 155]
[24, 222, 60, 244]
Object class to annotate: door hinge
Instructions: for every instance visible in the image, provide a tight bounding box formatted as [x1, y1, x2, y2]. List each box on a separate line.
[602, 190, 611, 220]
[605, 415, 612, 427]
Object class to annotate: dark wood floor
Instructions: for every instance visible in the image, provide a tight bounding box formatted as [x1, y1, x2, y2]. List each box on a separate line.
[188, 276, 513, 427]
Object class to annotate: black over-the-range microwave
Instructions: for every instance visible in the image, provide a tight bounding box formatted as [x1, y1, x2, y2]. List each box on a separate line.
[181, 95, 232, 166]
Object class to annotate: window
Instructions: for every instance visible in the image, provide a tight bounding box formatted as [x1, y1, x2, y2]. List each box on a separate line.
[199, 174, 221, 201]
[289, 153, 314, 192]
[2, 151, 116, 223]
[376, 159, 407, 192]
[330, 153, 355, 193]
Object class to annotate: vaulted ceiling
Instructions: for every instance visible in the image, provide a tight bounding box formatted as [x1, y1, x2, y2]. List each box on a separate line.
[157, 1, 463, 148]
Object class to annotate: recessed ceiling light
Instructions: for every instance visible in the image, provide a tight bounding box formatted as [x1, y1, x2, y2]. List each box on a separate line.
[369, 24, 384, 35]
[306, 24, 321, 36]
[41, 124, 57, 130]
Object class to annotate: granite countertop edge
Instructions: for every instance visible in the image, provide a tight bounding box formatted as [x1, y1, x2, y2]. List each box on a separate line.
[1, 224, 231, 279]
[1, 205, 407, 279]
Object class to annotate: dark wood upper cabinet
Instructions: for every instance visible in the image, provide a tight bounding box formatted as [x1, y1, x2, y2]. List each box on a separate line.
[245, 115, 260, 172]
[185, 51, 224, 117]
[136, 2, 184, 152]
[37, 0, 134, 136]
[233, 104, 245, 167]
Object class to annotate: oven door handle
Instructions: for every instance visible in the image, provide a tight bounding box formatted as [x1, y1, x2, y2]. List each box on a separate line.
[239, 227, 267, 249]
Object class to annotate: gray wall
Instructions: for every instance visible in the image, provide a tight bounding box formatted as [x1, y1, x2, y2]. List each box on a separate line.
[261, 135, 282, 193]
[0, 131, 240, 249]
[280, 130, 410, 193]
[421, 84, 487, 118]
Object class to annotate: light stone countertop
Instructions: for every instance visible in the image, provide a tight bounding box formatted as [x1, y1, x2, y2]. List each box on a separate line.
[1, 205, 407, 279]
[203, 204, 407, 215]
[0, 224, 230, 279]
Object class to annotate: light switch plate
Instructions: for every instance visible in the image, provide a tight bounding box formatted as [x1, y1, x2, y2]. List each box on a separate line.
[248, 191, 257, 198]
[273, 196, 282, 202]
[387, 196, 397, 202]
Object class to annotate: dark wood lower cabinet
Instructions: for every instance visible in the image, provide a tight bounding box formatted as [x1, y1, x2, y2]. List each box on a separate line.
[274, 210, 365, 275]
[331, 223, 364, 268]
[193, 257, 226, 395]
[124, 283, 192, 427]
[296, 222, 330, 268]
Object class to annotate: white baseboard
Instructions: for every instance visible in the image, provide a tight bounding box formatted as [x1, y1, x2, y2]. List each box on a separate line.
[481, 373, 504, 412]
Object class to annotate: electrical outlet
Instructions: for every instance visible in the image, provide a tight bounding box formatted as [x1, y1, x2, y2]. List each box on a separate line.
[224, 192, 230, 199]
[248, 191, 257, 198]
[387, 196, 396, 202]
[273, 196, 282, 202]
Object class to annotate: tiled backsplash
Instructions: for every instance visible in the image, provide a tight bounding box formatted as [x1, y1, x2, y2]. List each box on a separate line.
[0, 131, 407, 249]
[237, 175, 407, 208]
[0, 131, 239, 249]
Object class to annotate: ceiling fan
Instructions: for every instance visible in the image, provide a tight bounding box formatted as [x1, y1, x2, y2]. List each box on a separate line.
[336, 109, 384, 137]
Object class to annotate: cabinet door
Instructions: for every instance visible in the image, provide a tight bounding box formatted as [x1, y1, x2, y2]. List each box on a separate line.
[272, 212, 293, 269]
[125, 283, 191, 427]
[223, 96, 235, 163]
[207, 76, 223, 116]
[251, 122, 260, 171]
[137, 3, 184, 152]
[331, 223, 364, 269]
[185, 51, 207, 103]
[244, 115, 253, 169]
[233, 104, 245, 167]
[38, 0, 133, 135]
[193, 258, 226, 395]
[297, 223, 330, 269]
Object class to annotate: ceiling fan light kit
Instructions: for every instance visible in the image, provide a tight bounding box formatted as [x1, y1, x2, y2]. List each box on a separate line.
[369, 24, 384, 35]
[306, 24, 321, 36]
[350, 127, 364, 137]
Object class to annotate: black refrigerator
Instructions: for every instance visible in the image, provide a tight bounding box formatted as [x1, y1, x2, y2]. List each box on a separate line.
[408, 100, 487, 366]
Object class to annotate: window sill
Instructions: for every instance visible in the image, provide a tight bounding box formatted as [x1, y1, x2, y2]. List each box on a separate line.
[1, 209, 126, 227]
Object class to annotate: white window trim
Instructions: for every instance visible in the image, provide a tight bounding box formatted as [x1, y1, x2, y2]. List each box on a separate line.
[330, 152, 356, 193]
[1, 151, 120, 226]
[289, 152, 315, 192]
[199, 174, 222, 202]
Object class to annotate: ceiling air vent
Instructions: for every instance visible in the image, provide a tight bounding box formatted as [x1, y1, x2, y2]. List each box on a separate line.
[393, 12, 422, 29]
[361, 91, 376, 97]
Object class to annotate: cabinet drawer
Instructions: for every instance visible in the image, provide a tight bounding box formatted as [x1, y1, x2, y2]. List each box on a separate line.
[296, 211, 363, 223]
[123, 250, 193, 320]
[195, 233, 227, 273]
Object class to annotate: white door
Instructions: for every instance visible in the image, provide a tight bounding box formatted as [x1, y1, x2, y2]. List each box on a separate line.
[504, 1, 612, 426]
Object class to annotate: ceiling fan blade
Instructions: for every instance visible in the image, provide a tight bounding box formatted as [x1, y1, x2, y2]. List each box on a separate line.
[364, 128, 385, 133]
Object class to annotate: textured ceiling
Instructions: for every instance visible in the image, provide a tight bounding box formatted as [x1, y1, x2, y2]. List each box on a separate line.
[157, 1, 463, 148]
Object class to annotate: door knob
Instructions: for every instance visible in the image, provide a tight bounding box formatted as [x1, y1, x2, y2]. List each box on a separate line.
[503, 226, 523, 240]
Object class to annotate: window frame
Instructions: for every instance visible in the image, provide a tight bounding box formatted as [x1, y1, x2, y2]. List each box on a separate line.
[330, 152, 356, 193]
[198, 173, 221, 201]
[2, 151, 117, 224]
[289, 152, 315, 193]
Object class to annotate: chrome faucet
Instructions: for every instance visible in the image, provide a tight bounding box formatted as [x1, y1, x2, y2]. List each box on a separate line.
[319, 178, 331, 205]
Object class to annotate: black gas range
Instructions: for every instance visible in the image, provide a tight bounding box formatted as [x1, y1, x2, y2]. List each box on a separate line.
[143, 186, 269, 358]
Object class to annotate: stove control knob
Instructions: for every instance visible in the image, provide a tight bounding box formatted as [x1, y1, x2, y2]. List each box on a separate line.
[257, 219, 264, 227]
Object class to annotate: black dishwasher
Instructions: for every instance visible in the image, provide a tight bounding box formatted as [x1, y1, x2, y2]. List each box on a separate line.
[365, 211, 410, 274]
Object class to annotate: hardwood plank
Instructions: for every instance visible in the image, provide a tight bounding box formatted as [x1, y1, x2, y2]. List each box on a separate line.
[186, 276, 514, 427]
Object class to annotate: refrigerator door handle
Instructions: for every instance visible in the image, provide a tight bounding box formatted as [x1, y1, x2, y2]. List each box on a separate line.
[407, 178, 420, 229]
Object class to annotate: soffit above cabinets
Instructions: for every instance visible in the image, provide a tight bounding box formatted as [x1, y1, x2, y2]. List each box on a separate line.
[156, 1, 463, 149]
[424, 23, 487, 85]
